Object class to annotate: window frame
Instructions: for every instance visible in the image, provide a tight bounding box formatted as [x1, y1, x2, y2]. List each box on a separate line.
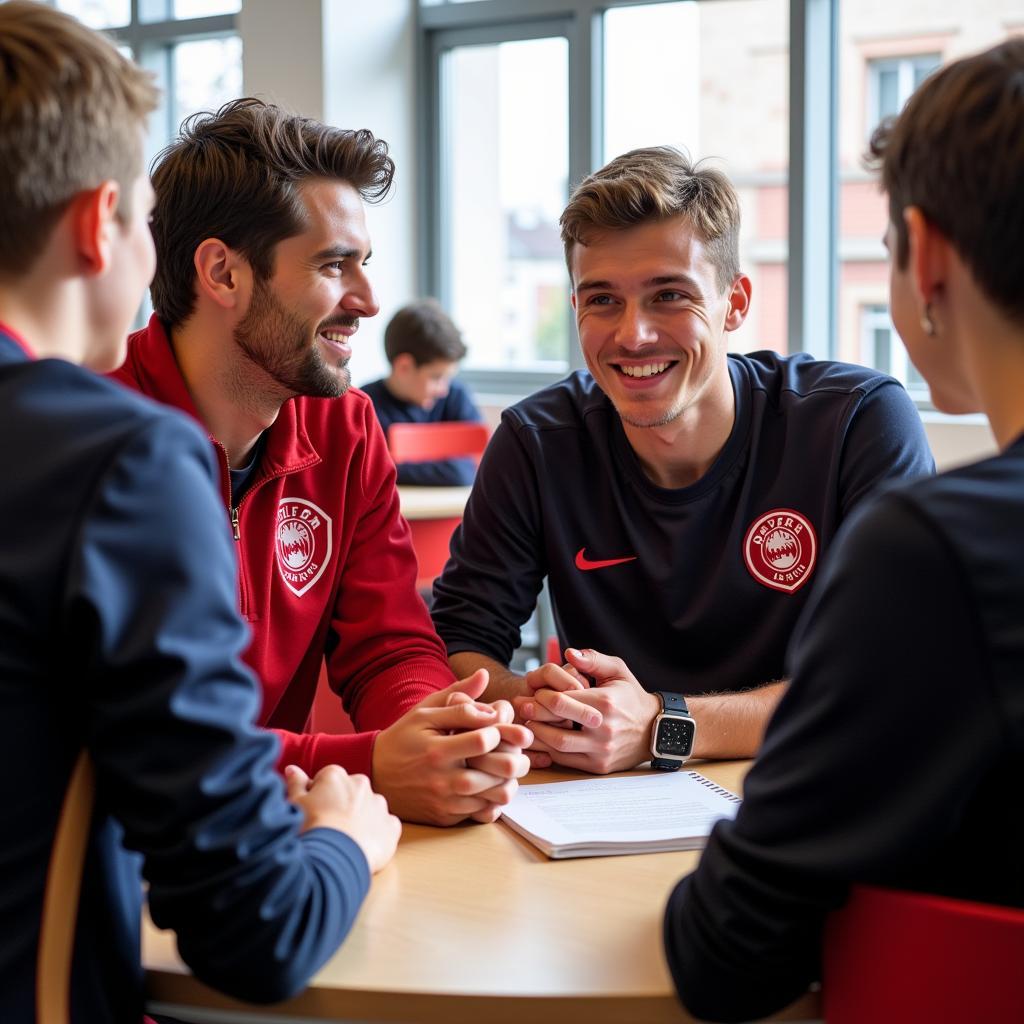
[418, 0, 839, 397]
[58, 0, 241, 164]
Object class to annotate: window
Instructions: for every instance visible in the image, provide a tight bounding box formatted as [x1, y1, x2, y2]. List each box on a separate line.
[422, 0, 791, 396]
[837, 1, 1018, 395]
[439, 35, 570, 374]
[861, 304, 927, 400]
[55, 0, 243, 164]
[866, 54, 940, 134]
[53, 0, 243, 324]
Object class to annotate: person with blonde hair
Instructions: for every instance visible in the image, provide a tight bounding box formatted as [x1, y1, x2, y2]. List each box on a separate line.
[433, 145, 932, 773]
[0, 4, 399, 1018]
[664, 38, 1024, 1021]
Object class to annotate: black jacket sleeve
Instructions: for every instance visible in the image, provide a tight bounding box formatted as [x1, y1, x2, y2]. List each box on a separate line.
[431, 418, 546, 663]
[663, 491, 1002, 1022]
[69, 415, 370, 1004]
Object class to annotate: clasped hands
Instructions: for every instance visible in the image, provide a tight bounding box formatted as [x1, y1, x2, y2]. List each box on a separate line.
[512, 648, 661, 775]
[372, 669, 534, 827]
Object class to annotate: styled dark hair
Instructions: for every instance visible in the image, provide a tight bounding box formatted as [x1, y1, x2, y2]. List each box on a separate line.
[384, 299, 467, 366]
[868, 39, 1024, 323]
[0, 0, 158, 278]
[560, 146, 741, 292]
[150, 97, 395, 327]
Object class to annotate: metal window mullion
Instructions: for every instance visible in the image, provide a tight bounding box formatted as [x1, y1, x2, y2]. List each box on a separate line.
[788, 0, 838, 359]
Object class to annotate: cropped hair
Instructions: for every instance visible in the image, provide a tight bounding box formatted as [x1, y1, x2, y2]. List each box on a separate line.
[384, 299, 467, 365]
[559, 146, 741, 292]
[150, 97, 395, 327]
[0, 0, 158, 277]
[867, 39, 1024, 323]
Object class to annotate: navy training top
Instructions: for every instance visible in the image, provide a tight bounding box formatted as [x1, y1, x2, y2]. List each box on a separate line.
[0, 329, 369, 1022]
[362, 376, 482, 486]
[665, 432, 1024, 1021]
[432, 352, 934, 694]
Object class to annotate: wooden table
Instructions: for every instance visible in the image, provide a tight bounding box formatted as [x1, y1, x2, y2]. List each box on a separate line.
[144, 760, 819, 1023]
[397, 484, 472, 521]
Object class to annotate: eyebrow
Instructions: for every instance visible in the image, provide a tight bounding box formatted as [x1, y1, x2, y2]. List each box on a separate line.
[311, 245, 372, 263]
[575, 273, 701, 294]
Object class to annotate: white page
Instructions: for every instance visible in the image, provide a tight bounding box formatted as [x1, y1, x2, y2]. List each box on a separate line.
[502, 771, 740, 847]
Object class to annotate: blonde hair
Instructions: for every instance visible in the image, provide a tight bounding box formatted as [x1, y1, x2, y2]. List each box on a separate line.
[560, 146, 741, 292]
[0, 0, 158, 277]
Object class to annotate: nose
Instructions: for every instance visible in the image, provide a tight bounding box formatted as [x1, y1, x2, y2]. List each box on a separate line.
[614, 302, 658, 349]
[341, 266, 380, 319]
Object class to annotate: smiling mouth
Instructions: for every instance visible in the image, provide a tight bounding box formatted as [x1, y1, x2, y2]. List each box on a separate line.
[320, 327, 355, 343]
[611, 360, 677, 379]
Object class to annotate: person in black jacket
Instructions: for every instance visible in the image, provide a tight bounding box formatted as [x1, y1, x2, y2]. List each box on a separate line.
[664, 38, 1024, 1022]
[0, 5, 399, 1020]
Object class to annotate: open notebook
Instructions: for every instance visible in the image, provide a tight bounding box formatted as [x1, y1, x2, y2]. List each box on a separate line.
[500, 770, 741, 859]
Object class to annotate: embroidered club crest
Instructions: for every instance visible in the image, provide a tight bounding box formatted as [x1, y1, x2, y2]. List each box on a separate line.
[275, 497, 333, 597]
[743, 508, 817, 594]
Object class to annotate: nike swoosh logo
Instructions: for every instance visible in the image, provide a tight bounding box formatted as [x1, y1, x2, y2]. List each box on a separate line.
[575, 548, 638, 571]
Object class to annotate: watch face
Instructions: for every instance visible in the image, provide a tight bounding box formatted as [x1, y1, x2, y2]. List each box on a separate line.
[656, 716, 695, 757]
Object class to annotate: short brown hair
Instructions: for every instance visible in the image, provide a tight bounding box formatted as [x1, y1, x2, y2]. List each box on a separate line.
[384, 299, 467, 366]
[868, 39, 1024, 323]
[0, 0, 158, 278]
[150, 97, 396, 328]
[560, 146, 741, 292]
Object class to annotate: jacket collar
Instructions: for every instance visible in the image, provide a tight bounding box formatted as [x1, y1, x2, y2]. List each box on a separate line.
[0, 321, 37, 361]
[120, 315, 321, 481]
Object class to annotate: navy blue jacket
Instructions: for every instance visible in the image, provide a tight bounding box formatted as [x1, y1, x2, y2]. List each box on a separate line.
[665, 433, 1024, 1022]
[433, 353, 934, 694]
[362, 376, 482, 485]
[0, 330, 369, 1022]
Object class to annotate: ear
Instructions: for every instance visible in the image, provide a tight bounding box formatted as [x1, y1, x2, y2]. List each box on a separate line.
[392, 352, 416, 376]
[72, 181, 121, 275]
[723, 273, 752, 332]
[570, 291, 578, 314]
[193, 237, 251, 313]
[903, 206, 949, 311]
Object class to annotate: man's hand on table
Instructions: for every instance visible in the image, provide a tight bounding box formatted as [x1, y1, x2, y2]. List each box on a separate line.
[372, 671, 533, 827]
[513, 648, 660, 775]
[285, 763, 401, 873]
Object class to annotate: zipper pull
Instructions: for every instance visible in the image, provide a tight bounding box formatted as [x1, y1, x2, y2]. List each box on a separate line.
[230, 506, 240, 541]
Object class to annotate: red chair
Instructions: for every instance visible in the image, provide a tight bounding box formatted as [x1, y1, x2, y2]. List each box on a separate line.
[387, 422, 489, 592]
[387, 421, 490, 464]
[823, 884, 1024, 1023]
[546, 636, 562, 664]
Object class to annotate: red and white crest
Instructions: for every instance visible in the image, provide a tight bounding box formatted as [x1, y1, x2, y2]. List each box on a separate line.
[743, 508, 817, 594]
[275, 497, 333, 597]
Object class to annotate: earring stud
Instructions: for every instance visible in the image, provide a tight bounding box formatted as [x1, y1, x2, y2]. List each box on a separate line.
[920, 303, 937, 337]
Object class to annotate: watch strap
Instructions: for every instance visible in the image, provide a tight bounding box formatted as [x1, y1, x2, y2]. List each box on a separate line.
[656, 691, 690, 715]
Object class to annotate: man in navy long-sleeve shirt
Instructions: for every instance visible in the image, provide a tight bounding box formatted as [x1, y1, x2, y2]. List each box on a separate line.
[0, 6, 399, 1020]
[363, 298, 483, 485]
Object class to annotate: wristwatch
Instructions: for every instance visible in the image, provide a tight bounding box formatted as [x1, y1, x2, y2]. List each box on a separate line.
[650, 691, 696, 770]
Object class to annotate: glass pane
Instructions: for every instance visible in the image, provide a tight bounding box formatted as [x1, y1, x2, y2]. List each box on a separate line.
[55, 0, 130, 30]
[605, 0, 790, 355]
[442, 37, 570, 371]
[171, 35, 243, 132]
[876, 66, 900, 121]
[140, 0, 241, 21]
[872, 326, 890, 375]
[913, 56, 940, 87]
[173, 0, 241, 16]
[838, 1, 1019, 389]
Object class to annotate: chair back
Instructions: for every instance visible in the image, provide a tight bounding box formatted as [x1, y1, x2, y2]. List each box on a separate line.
[823, 884, 1024, 1023]
[387, 421, 489, 464]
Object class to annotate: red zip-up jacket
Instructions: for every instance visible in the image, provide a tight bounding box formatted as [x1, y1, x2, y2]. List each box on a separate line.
[111, 316, 454, 776]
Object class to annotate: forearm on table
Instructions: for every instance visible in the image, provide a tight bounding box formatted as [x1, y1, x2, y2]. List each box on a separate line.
[687, 680, 788, 760]
[449, 652, 528, 703]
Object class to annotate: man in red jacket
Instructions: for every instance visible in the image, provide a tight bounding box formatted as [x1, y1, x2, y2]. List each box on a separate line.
[112, 98, 530, 826]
